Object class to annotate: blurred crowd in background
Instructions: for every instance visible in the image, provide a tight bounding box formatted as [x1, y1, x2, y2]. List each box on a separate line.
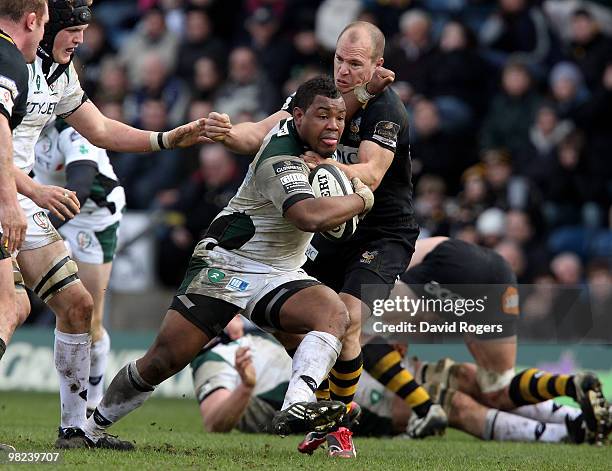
[34, 0, 612, 337]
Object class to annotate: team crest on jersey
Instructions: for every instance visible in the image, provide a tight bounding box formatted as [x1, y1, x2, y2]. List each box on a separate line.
[77, 231, 92, 249]
[370, 389, 383, 405]
[372, 120, 400, 148]
[349, 117, 361, 138]
[360, 250, 378, 264]
[32, 211, 51, 231]
[207, 268, 226, 283]
[501, 286, 519, 315]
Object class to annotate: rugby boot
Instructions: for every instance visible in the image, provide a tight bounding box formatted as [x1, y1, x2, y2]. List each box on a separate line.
[298, 401, 362, 454]
[326, 426, 356, 458]
[572, 373, 610, 446]
[405, 403, 448, 439]
[272, 400, 346, 437]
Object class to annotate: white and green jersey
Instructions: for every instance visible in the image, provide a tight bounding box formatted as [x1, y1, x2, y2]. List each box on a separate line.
[191, 332, 395, 432]
[34, 118, 125, 229]
[191, 333, 291, 407]
[204, 118, 316, 271]
[13, 57, 86, 174]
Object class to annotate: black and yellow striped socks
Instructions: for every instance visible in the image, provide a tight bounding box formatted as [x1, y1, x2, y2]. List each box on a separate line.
[316, 378, 331, 401]
[362, 341, 432, 418]
[329, 353, 363, 407]
[509, 368, 576, 406]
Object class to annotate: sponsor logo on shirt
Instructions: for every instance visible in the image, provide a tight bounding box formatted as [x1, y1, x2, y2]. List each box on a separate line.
[226, 277, 250, 292]
[207, 268, 226, 283]
[372, 120, 400, 148]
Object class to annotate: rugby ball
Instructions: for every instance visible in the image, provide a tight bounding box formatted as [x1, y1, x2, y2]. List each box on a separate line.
[309, 164, 359, 242]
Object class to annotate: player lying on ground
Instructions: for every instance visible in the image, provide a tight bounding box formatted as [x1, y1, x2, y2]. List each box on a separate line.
[2, 0, 207, 449]
[409, 356, 596, 444]
[189, 317, 588, 446]
[81, 77, 374, 449]
[34, 118, 125, 413]
[204, 22, 445, 457]
[358, 237, 611, 446]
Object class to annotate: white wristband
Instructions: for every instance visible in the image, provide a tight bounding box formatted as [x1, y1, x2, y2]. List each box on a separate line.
[353, 82, 376, 104]
[149, 131, 171, 151]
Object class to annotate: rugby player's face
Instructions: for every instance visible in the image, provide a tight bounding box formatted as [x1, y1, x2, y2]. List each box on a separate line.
[295, 95, 346, 157]
[52, 25, 88, 64]
[334, 35, 379, 93]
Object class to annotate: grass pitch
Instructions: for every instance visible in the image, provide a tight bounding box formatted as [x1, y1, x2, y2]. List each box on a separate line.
[0, 391, 610, 470]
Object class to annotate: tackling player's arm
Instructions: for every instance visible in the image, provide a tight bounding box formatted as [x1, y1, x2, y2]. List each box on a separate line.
[0, 114, 26, 252]
[303, 141, 393, 191]
[205, 67, 395, 156]
[199, 347, 256, 433]
[64, 100, 208, 153]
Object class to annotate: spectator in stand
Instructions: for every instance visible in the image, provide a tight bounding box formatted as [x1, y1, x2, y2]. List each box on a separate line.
[76, 19, 116, 98]
[476, 207, 507, 248]
[551, 252, 584, 285]
[176, 7, 226, 82]
[449, 165, 489, 232]
[425, 20, 490, 128]
[413, 175, 451, 238]
[482, 149, 541, 218]
[480, 61, 541, 158]
[192, 56, 223, 101]
[505, 209, 549, 281]
[125, 52, 191, 128]
[214, 46, 279, 121]
[520, 102, 574, 182]
[384, 9, 435, 93]
[567, 7, 612, 92]
[586, 259, 612, 341]
[155, 144, 241, 287]
[549, 61, 590, 120]
[543, 130, 602, 228]
[93, 58, 129, 105]
[112, 99, 181, 209]
[411, 99, 477, 194]
[479, 0, 559, 73]
[244, 7, 293, 88]
[118, 6, 179, 87]
[572, 62, 612, 205]
[495, 239, 528, 282]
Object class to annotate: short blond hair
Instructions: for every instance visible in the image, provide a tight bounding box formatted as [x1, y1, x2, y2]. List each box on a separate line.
[0, 0, 46, 22]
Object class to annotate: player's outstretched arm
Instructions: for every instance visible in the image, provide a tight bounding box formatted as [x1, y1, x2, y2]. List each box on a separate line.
[0, 116, 26, 252]
[64, 101, 209, 153]
[199, 347, 256, 433]
[205, 110, 291, 155]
